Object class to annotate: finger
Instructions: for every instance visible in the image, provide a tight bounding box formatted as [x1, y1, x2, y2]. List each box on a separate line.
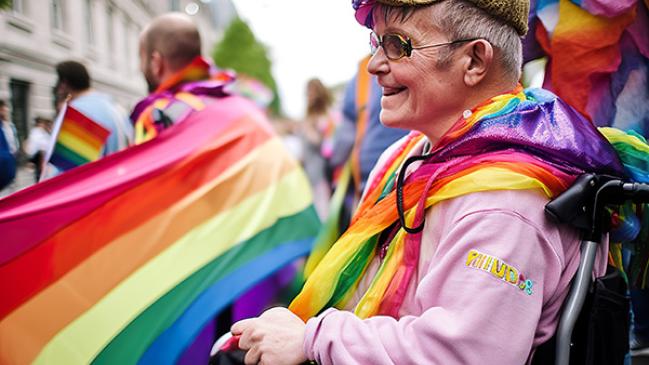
[244, 345, 261, 365]
[231, 318, 254, 335]
[237, 324, 259, 351]
[237, 330, 252, 351]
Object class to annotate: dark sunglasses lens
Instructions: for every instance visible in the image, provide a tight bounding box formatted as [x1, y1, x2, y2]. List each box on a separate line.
[382, 34, 407, 60]
[369, 32, 380, 55]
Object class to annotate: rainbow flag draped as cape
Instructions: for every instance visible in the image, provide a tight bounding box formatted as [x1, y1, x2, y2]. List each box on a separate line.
[47, 104, 110, 171]
[0, 96, 320, 364]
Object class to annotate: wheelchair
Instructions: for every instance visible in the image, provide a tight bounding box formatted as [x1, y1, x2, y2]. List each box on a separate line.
[211, 173, 648, 365]
[533, 173, 649, 365]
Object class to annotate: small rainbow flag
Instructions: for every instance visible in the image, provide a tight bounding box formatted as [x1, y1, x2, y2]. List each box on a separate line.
[0, 96, 320, 364]
[47, 104, 110, 171]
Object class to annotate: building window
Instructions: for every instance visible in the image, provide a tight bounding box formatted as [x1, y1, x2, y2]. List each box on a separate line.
[51, 0, 64, 31]
[85, 0, 94, 44]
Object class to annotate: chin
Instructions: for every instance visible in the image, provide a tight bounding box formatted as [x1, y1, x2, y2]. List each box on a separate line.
[379, 110, 412, 130]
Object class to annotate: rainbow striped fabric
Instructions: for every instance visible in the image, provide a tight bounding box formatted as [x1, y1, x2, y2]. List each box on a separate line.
[0, 96, 320, 364]
[526, 0, 649, 131]
[48, 104, 110, 171]
[290, 87, 625, 321]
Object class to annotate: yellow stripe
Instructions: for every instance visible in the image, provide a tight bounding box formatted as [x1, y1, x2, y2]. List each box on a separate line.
[60, 120, 105, 150]
[355, 167, 552, 318]
[34, 153, 313, 364]
[600, 127, 649, 153]
[175, 92, 206, 111]
[57, 129, 102, 161]
[424, 167, 553, 206]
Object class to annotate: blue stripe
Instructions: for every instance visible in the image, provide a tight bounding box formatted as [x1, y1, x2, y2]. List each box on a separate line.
[137, 238, 312, 365]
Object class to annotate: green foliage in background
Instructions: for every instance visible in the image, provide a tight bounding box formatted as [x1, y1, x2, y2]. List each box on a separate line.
[0, 0, 12, 10]
[213, 18, 281, 115]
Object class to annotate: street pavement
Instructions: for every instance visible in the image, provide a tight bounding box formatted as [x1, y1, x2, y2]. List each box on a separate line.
[0, 164, 36, 198]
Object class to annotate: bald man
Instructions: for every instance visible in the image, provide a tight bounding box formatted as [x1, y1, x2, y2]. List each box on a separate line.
[138, 13, 202, 93]
[131, 12, 232, 142]
[130, 13, 317, 362]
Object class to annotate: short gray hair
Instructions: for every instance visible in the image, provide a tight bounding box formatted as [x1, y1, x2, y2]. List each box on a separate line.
[430, 0, 522, 81]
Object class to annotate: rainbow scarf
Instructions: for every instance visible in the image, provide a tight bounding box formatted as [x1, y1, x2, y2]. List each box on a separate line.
[131, 56, 235, 144]
[0, 96, 320, 364]
[290, 86, 625, 321]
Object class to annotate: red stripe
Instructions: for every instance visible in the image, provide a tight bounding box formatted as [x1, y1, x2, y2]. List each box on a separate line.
[0, 114, 272, 320]
[64, 106, 111, 141]
[59, 120, 106, 151]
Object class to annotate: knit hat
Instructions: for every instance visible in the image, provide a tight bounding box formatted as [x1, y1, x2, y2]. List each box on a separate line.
[353, 0, 530, 36]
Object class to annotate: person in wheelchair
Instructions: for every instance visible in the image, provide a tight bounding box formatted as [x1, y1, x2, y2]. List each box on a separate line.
[227, 0, 629, 364]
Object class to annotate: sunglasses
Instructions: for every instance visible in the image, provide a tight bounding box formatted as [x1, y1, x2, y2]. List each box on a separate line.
[370, 32, 479, 60]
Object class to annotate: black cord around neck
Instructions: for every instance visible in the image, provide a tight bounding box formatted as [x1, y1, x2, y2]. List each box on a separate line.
[396, 153, 432, 234]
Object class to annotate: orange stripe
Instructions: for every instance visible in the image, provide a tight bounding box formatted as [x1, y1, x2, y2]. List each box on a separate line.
[65, 107, 111, 140]
[351, 55, 372, 192]
[0, 139, 296, 365]
[60, 119, 106, 150]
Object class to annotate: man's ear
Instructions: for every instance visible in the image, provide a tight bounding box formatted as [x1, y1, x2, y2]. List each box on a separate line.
[463, 39, 493, 87]
[150, 50, 164, 79]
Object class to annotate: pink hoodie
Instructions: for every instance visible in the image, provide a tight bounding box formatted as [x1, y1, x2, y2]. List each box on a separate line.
[303, 187, 608, 364]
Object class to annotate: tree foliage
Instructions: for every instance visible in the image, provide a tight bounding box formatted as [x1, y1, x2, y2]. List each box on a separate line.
[0, 0, 12, 10]
[212, 18, 281, 115]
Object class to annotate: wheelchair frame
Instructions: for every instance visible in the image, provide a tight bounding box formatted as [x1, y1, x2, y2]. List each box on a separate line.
[546, 173, 649, 365]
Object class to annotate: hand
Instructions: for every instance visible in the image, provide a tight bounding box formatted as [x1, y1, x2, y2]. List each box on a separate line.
[231, 307, 308, 365]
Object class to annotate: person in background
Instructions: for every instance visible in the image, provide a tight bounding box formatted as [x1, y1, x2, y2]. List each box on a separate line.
[0, 100, 17, 196]
[329, 55, 409, 228]
[297, 78, 339, 219]
[332, 55, 408, 193]
[135, 13, 318, 364]
[227, 0, 629, 364]
[55, 60, 133, 156]
[23, 116, 52, 183]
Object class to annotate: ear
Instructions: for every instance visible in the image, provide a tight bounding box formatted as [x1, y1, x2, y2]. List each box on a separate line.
[462, 40, 493, 87]
[150, 50, 164, 79]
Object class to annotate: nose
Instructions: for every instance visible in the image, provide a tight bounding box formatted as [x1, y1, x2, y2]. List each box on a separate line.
[367, 48, 389, 76]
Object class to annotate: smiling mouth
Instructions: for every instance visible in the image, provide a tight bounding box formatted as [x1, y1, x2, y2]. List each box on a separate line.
[383, 87, 406, 96]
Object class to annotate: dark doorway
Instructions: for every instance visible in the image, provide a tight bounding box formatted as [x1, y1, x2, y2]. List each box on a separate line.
[9, 78, 30, 144]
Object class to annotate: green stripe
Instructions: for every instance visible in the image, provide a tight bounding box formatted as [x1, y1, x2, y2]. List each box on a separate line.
[92, 207, 319, 365]
[54, 143, 91, 165]
[327, 235, 377, 309]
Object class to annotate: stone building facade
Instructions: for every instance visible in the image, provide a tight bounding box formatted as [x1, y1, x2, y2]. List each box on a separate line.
[0, 0, 236, 142]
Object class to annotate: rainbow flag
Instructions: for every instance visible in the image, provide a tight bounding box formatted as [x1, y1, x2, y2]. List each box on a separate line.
[47, 104, 111, 171]
[526, 0, 648, 130]
[0, 96, 320, 364]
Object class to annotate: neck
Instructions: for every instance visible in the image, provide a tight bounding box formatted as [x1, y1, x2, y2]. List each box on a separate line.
[423, 81, 519, 145]
[68, 88, 92, 101]
[153, 56, 210, 93]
